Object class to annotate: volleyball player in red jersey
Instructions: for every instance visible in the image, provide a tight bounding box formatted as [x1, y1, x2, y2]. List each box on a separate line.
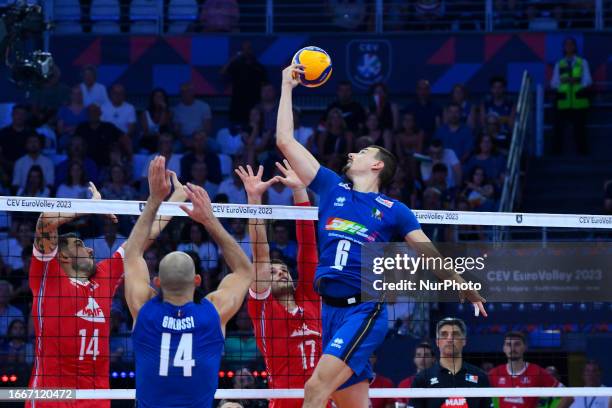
[236, 161, 322, 408]
[28, 178, 186, 407]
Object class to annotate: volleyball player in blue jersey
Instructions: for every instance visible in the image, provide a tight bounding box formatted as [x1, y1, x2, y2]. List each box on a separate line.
[123, 156, 254, 408]
[275, 66, 487, 408]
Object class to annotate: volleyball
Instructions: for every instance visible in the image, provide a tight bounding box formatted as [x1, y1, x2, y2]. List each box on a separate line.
[292, 46, 333, 88]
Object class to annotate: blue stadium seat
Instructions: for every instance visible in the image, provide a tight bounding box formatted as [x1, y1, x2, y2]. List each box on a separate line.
[91, 0, 121, 34]
[130, 0, 160, 34]
[53, 0, 82, 34]
[168, 0, 198, 34]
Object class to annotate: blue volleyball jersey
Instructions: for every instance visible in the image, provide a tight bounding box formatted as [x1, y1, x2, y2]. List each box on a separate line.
[133, 296, 224, 408]
[309, 166, 421, 297]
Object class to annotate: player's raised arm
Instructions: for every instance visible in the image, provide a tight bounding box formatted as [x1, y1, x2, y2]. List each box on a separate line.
[235, 164, 278, 295]
[124, 156, 171, 321]
[405, 229, 488, 317]
[276, 65, 320, 186]
[181, 184, 253, 329]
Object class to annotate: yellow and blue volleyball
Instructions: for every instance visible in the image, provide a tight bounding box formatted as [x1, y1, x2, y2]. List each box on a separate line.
[292, 46, 333, 88]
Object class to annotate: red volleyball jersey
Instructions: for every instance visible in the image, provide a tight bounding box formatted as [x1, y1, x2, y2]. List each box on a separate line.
[247, 203, 321, 408]
[27, 246, 125, 408]
[489, 363, 560, 408]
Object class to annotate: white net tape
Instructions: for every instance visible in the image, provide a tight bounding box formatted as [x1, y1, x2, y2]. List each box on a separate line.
[2, 196, 612, 228]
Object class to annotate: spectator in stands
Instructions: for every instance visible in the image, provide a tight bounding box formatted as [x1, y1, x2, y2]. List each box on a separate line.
[227, 218, 252, 260]
[396, 342, 436, 407]
[408, 79, 442, 142]
[421, 139, 462, 189]
[5, 246, 32, 314]
[79, 65, 109, 107]
[173, 81, 212, 143]
[483, 113, 510, 153]
[0, 222, 32, 272]
[464, 134, 506, 186]
[75, 104, 123, 165]
[461, 167, 496, 212]
[2, 319, 33, 365]
[421, 187, 450, 241]
[566, 361, 609, 408]
[317, 107, 354, 168]
[410, 318, 491, 408]
[221, 41, 268, 125]
[140, 88, 172, 151]
[269, 222, 298, 261]
[55, 161, 90, 199]
[12, 133, 54, 191]
[177, 222, 219, 274]
[292, 107, 315, 152]
[84, 217, 126, 261]
[256, 83, 278, 133]
[480, 76, 516, 139]
[26, 66, 70, 112]
[180, 130, 222, 185]
[329, 0, 367, 31]
[369, 353, 394, 408]
[414, 0, 447, 30]
[230, 367, 267, 408]
[493, 0, 525, 30]
[141, 133, 181, 182]
[369, 82, 399, 131]
[16, 165, 50, 197]
[489, 332, 562, 408]
[57, 85, 88, 141]
[242, 106, 273, 164]
[55, 135, 99, 187]
[0, 104, 30, 162]
[194, 0, 240, 32]
[109, 309, 132, 364]
[604, 180, 612, 214]
[325, 81, 366, 134]
[216, 122, 245, 157]
[426, 163, 456, 210]
[363, 113, 393, 152]
[395, 112, 425, 159]
[188, 161, 219, 199]
[267, 175, 293, 206]
[101, 163, 137, 201]
[101, 84, 137, 140]
[551, 37, 592, 156]
[446, 84, 476, 128]
[217, 158, 248, 204]
[434, 103, 474, 163]
[0, 280, 24, 337]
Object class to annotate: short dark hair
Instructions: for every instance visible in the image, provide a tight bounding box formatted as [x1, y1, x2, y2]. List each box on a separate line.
[416, 342, 434, 354]
[430, 139, 443, 149]
[436, 317, 467, 337]
[490, 76, 507, 87]
[371, 145, 396, 188]
[58, 232, 80, 253]
[432, 163, 448, 174]
[504, 331, 526, 344]
[270, 258, 288, 268]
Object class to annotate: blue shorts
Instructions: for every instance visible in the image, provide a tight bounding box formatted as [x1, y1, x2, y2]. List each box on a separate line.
[321, 301, 388, 390]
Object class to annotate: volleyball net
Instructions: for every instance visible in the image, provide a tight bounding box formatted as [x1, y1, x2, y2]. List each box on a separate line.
[0, 196, 611, 405]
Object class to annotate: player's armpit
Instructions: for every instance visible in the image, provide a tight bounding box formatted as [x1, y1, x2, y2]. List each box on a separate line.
[124, 256, 156, 321]
[206, 270, 252, 328]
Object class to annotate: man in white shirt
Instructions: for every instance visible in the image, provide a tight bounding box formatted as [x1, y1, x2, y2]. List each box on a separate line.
[173, 82, 212, 146]
[565, 360, 610, 408]
[84, 218, 126, 262]
[420, 139, 462, 188]
[101, 84, 136, 137]
[80, 65, 109, 107]
[217, 171, 247, 204]
[12, 133, 55, 189]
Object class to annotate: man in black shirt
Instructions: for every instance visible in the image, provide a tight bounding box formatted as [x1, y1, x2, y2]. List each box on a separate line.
[324, 80, 366, 133]
[0, 104, 31, 163]
[74, 104, 122, 166]
[411, 317, 491, 408]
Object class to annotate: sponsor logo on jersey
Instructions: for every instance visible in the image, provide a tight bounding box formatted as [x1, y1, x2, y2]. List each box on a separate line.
[325, 217, 377, 241]
[338, 183, 351, 190]
[521, 376, 530, 384]
[430, 377, 439, 385]
[371, 208, 382, 220]
[465, 374, 478, 383]
[76, 297, 105, 323]
[442, 397, 468, 408]
[331, 338, 344, 349]
[498, 377, 506, 385]
[334, 196, 346, 207]
[503, 397, 525, 404]
[289, 323, 321, 338]
[376, 196, 394, 208]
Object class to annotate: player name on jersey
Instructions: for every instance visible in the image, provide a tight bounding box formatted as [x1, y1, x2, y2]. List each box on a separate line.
[161, 315, 195, 331]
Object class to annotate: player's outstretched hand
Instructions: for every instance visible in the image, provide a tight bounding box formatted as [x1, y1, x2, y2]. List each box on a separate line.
[282, 64, 304, 89]
[460, 289, 488, 318]
[275, 159, 306, 191]
[235, 165, 278, 200]
[148, 156, 171, 203]
[88, 181, 118, 224]
[181, 183, 215, 226]
[169, 170, 188, 202]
